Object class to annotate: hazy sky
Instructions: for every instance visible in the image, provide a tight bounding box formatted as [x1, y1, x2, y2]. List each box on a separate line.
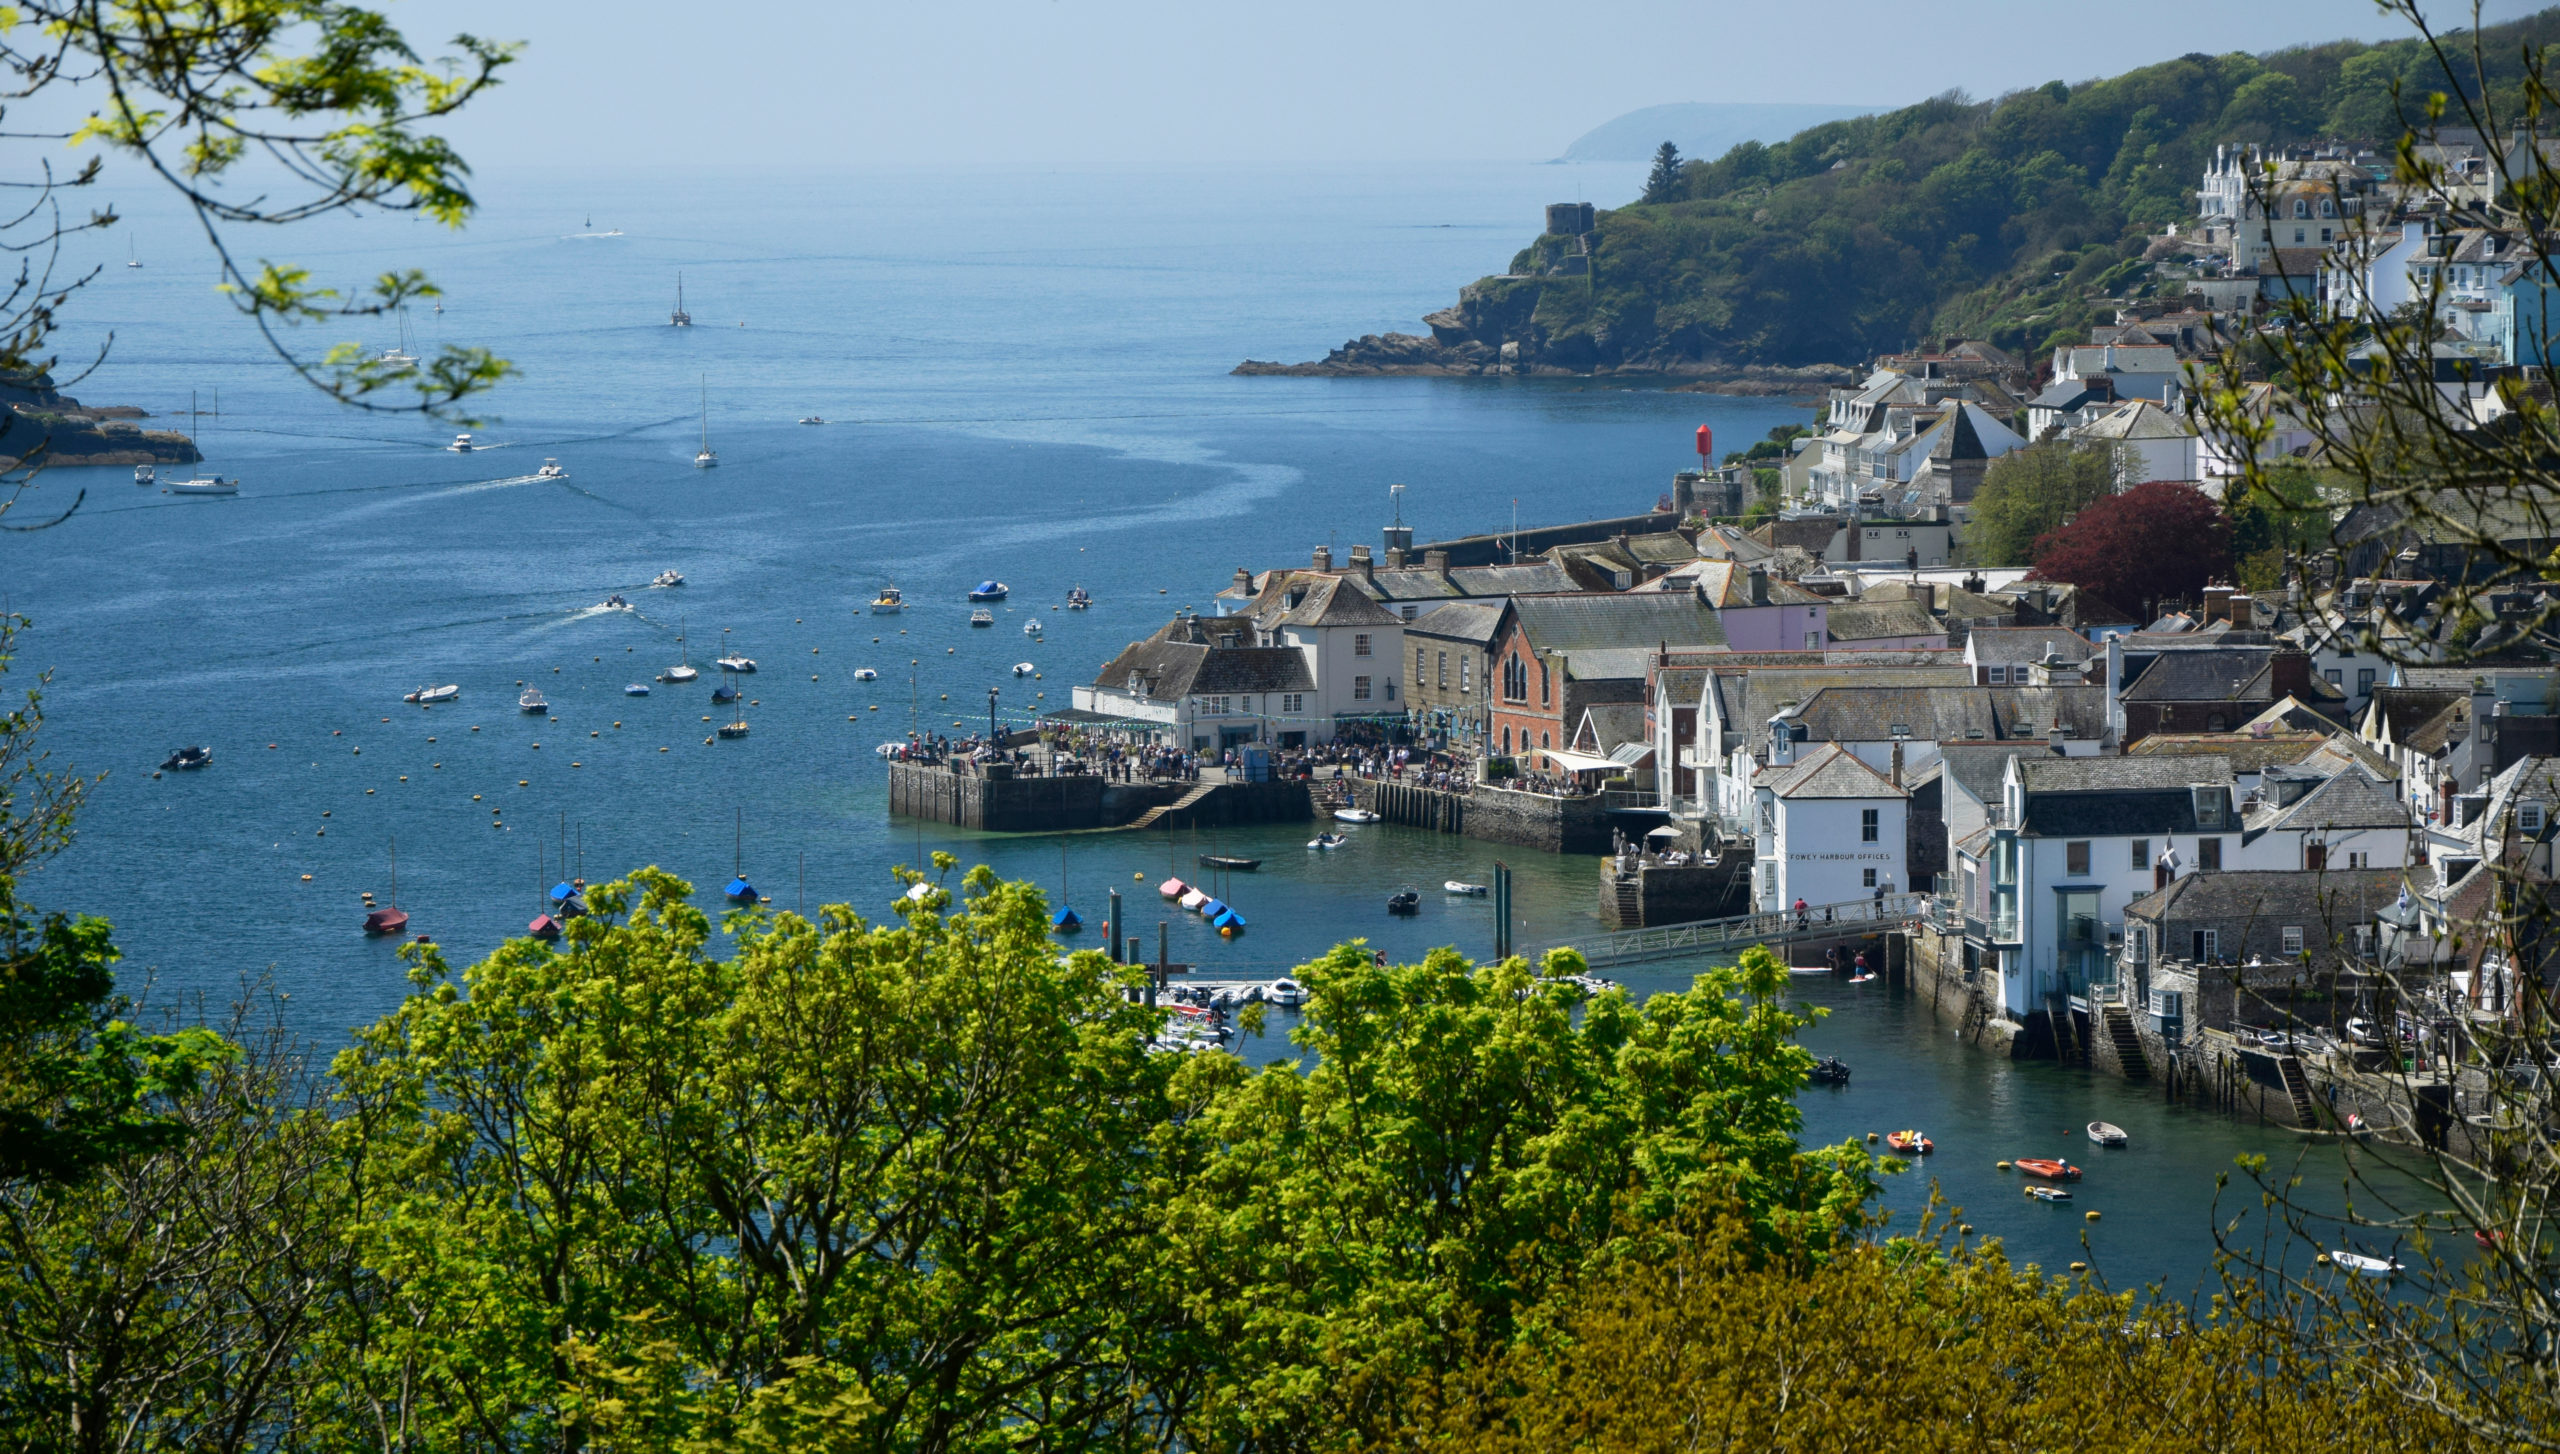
[405, 0, 2545, 168]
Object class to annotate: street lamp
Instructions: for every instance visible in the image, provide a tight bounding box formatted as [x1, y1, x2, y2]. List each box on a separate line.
[987, 686, 1000, 745]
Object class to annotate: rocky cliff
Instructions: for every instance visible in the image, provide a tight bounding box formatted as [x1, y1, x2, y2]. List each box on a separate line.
[0, 373, 200, 468]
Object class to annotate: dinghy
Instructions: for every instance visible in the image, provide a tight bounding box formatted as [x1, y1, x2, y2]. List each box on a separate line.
[1445, 880, 1487, 896]
[1159, 877, 1189, 899]
[1885, 1130, 1934, 1156]
[2013, 1157, 2082, 1181]
[624, 683, 650, 696]
[854, 668, 879, 681]
[1198, 854, 1259, 870]
[1306, 832, 1345, 850]
[1334, 807, 1381, 824]
[403, 684, 460, 704]
[1013, 662, 1036, 676]
[2087, 1121, 2128, 1147]
[2025, 1185, 2073, 1204]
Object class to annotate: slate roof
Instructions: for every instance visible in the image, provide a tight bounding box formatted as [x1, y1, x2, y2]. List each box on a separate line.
[2072, 399, 2197, 442]
[1573, 702, 1648, 753]
[1766, 742, 1906, 800]
[2243, 765, 2406, 834]
[2017, 755, 2234, 793]
[1967, 626, 2096, 665]
[1692, 525, 1776, 563]
[1940, 743, 2024, 808]
[2121, 647, 2282, 703]
[2127, 731, 2338, 774]
[1710, 664, 1977, 755]
[1786, 685, 2110, 745]
[2125, 869, 2408, 930]
[1511, 592, 1729, 656]
[1826, 600, 1947, 642]
[2365, 687, 2467, 753]
[1657, 559, 1826, 607]
[1248, 573, 1403, 631]
[1353, 569, 1464, 602]
[1405, 601, 1505, 645]
[1625, 531, 1702, 565]
[1091, 617, 1316, 699]
[1444, 561, 1584, 596]
[1752, 518, 1842, 553]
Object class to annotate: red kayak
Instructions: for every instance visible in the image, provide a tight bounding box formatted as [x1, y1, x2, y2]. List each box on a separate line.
[2015, 1157, 2082, 1181]
[1885, 1130, 1934, 1156]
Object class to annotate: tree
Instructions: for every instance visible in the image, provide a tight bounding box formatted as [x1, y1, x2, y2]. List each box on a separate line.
[1642, 140, 1685, 204]
[2224, 464, 2335, 591]
[1961, 440, 2126, 566]
[2221, 70, 2318, 140]
[2025, 479, 2232, 617]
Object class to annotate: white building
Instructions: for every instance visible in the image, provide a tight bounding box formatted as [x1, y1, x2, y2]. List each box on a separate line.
[2064, 399, 2201, 484]
[1753, 742, 1909, 912]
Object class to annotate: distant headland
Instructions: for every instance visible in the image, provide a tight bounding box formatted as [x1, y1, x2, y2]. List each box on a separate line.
[0, 372, 201, 469]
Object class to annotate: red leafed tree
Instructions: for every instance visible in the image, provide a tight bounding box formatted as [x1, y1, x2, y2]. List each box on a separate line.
[2025, 480, 2233, 618]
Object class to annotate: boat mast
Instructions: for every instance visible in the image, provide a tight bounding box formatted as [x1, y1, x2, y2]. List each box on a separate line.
[389, 836, 399, 911]
[699, 376, 709, 453]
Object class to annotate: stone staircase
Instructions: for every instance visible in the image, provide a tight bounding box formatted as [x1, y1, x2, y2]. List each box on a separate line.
[2101, 1003, 2149, 1081]
[1308, 776, 1353, 813]
[1124, 783, 1219, 833]
[1600, 874, 1643, 929]
[2276, 1054, 2319, 1128]
[2046, 992, 2079, 1063]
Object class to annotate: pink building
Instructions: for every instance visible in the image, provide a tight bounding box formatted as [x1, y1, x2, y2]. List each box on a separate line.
[1648, 560, 1829, 652]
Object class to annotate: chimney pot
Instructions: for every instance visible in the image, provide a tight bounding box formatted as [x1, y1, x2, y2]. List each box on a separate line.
[1312, 545, 1332, 571]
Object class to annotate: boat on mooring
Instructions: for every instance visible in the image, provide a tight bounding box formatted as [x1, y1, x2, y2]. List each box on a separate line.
[518, 687, 549, 714]
[1012, 662, 1035, 676]
[2331, 1250, 2401, 1279]
[362, 839, 411, 937]
[1023, 620, 1042, 637]
[1444, 880, 1486, 896]
[1066, 585, 1091, 610]
[660, 628, 699, 683]
[2026, 1185, 2073, 1204]
[693, 376, 718, 468]
[871, 586, 904, 614]
[1386, 886, 1420, 915]
[1200, 854, 1259, 871]
[1885, 1130, 1934, 1156]
[624, 683, 650, 696]
[134, 463, 154, 486]
[404, 684, 460, 705]
[167, 390, 239, 494]
[968, 580, 1009, 602]
[160, 745, 211, 771]
[2013, 1157, 2081, 1181]
[1809, 1056, 1851, 1086]
[1335, 807, 1381, 824]
[2087, 1121, 2128, 1148]
[714, 652, 756, 673]
[853, 668, 878, 682]
[969, 609, 994, 628]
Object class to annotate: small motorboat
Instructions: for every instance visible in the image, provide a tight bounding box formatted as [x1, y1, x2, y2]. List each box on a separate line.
[2331, 1250, 2401, 1279]
[2025, 1185, 2074, 1204]
[159, 745, 212, 771]
[725, 876, 757, 906]
[598, 594, 632, 612]
[448, 433, 475, 453]
[714, 654, 756, 673]
[969, 609, 994, 628]
[1199, 854, 1260, 871]
[528, 913, 561, 942]
[1179, 888, 1209, 911]
[799, 416, 826, 426]
[134, 464, 155, 486]
[1266, 976, 1305, 1006]
[1445, 880, 1487, 896]
[1159, 877, 1189, 899]
[362, 905, 410, 936]
[518, 688, 549, 714]
[1334, 808, 1381, 824]
[652, 570, 685, 589]
[712, 683, 740, 704]
[1885, 1130, 1933, 1156]
[167, 473, 238, 495]
[1808, 1056, 1851, 1086]
[1066, 585, 1091, 610]
[854, 668, 878, 682]
[2087, 1121, 2128, 1148]
[624, 683, 650, 696]
[968, 581, 1009, 602]
[1307, 832, 1346, 851]
[1012, 662, 1036, 677]
[403, 684, 460, 705]
[871, 587, 904, 614]
[536, 458, 567, 480]
[1023, 620, 1042, 637]
[1386, 886, 1420, 915]
[548, 883, 588, 919]
[2014, 1157, 2082, 1181]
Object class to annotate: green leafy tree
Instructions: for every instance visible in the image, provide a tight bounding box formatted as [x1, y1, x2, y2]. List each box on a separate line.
[1155, 942, 1876, 1450]
[2221, 71, 2319, 140]
[1961, 440, 2127, 566]
[1642, 140, 1685, 204]
[2224, 464, 2335, 591]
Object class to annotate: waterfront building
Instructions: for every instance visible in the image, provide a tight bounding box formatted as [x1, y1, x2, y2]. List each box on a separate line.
[2122, 867, 2407, 1036]
[1071, 612, 1318, 750]
[1751, 742, 1909, 912]
[1487, 592, 1727, 771]
[1404, 601, 1502, 756]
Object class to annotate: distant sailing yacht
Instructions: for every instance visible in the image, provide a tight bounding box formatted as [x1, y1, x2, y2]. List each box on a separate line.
[167, 390, 238, 495]
[376, 308, 419, 371]
[694, 377, 718, 468]
[125, 235, 141, 269]
[659, 622, 699, 684]
[670, 274, 692, 327]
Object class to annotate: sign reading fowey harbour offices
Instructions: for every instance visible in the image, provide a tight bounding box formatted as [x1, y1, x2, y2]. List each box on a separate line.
[1793, 851, 1897, 861]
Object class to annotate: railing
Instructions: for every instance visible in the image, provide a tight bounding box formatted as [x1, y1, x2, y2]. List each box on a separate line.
[1551, 893, 1926, 971]
[1597, 788, 1662, 811]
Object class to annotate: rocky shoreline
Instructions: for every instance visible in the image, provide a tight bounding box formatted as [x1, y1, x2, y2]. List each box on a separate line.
[0, 378, 201, 469]
[1233, 280, 1855, 397]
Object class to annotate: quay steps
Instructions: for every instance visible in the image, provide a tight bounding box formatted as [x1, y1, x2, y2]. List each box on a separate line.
[2102, 1003, 2149, 1081]
[1122, 783, 1219, 833]
[2276, 1054, 2319, 1127]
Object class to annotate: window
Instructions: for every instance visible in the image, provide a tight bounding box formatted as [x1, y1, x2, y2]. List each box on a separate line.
[1986, 665, 2007, 684]
[2321, 198, 2336, 218]
[1460, 658, 1471, 694]
[2194, 928, 2219, 961]
[1863, 868, 1878, 888]
[1205, 696, 1229, 715]
[1861, 809, 1880, 842]
[1805, 631, 1820, 649]
[2293, 228, 2305, 243]
[1538, 659, 1550, 704]
[2324, 669, 2343, 686]
[1436, 650, 1447, 688]
[1354, 633, 1372, 658]
[1417, 645, 1427, 681]
[1502, 726, 1512, 754]
[2293, 199, 2309, 218]
[1540, 731, 1551, 749]
[1503, 655, 1526, 701]
[2523, 802, 2547, 835]
[2282, 925, 2305, 956]
[2347, 850, 2369, 869]
[2305, 843, 2326, 871]
[2066, 840, 2090, 876]
[2131, 838, 2151, 869]
[2356, 667, 2375, 695]
[1400, 605, 1418, 621]
[1281, 693, 1303, 714]
[1352, 676, 1371, 701]
[2130, 926, 2150, 964]
[2321, 227, 2332, 242]
[2197, 836, 2222, 871]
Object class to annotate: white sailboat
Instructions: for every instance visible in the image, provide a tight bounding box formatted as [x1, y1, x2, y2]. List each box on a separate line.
[376, 308, 419, 371]
[670, 273, 691, 328]
[167, 390, 238, 495]
[694, 377, 717, 468]
[659, 624, 699, 684]
[125, 235, 141, 269]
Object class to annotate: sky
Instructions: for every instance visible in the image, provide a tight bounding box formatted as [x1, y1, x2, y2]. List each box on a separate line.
[211, 0, 2560, 169]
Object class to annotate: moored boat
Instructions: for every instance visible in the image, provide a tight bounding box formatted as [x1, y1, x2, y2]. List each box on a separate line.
[1178, 887, 1208, 911]
[1265, 976, 1305, 1006]
[1012, 662, 1035, 676]
[1052, 906, 1081, 932]
[1199, 854, 1259, 870]
[1386, 886, 1420, 915]
[2087, 1121, 2128, 1147]
[518, 688, 549, 714]
[853, 668, 878, 681]
[362, 904, 410, 936]
[725, 875, 758, 905]
[2330, 1250, 2401, 1279]
[160, 745, 212, 771]
[404, 684, 460, 704]
[1809, 1056, 1851, 1086]
[2013, 1157, 2081, 1181]
[624, 683, 650, 696]
[1023, 620, 1042, 637]
[967, 580, 1009, 602]
[1444, 880, 1487, 895]
[714, 654, 756, 673]
[1334, 808, 1381, 824]
[871, 586, 904, 614]
[1885, 1130, 1934, 1156]
[1159, 877, 1189, 899]
[1307, 832, 1345, 850]
[1066, 585, 1091, 609]
[528, 913, 561, 941]
[2025, 1185, 2073, 1204]
[134, 464, 154, 486]
[712, 682, 740, 704]
[968, 609, 994, 628]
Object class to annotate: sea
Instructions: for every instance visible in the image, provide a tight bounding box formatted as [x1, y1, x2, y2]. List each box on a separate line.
[1, 162, 2377, 1293]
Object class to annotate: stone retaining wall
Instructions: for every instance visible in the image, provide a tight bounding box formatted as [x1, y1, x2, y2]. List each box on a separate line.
[1351, 780, 1614, 854]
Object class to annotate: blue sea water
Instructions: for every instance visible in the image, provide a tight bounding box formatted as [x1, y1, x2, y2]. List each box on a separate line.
[2, 163, 2369, 1291]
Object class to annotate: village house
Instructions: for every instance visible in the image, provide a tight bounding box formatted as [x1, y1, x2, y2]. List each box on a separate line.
[1638, 560, 1828, 649]
[1964, 626, 2097, 685]
[1403, 601, 1502, 757]
[2122, 868, 2407, 1037]
[1072, 611, 1320, 750]
[1751, 743, 1911, 913]
[1487, 593, 1727, 770]
[2064, 399, 2200, 483]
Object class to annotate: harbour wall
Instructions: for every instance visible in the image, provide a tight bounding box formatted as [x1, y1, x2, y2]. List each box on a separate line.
[1350, 780, 1614, 854]
[887, 764, 1311, 833]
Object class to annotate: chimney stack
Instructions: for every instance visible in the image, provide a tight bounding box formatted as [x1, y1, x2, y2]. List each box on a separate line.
[1349, 544, 1375, 582]
[1747, 563, 1770, 606]
[1312, 545, 1333, 571]
[1890, 736, 1904, 787]
[1423, 548, 1450, 577]
[1232, 566, 1254, 596]
[1384, 546, 1407, 569]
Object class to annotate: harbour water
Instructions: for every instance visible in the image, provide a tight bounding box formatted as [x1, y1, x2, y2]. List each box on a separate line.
[2, 163, 2364, 1289]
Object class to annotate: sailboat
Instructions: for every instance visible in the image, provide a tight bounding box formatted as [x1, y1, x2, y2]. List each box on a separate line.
[670, 273, 692, 328]
[659, 624, 699, 684]
[1052, 843, 1080, 933]
[362, 838, 411, 936]
[725, 810, 757, 900]
[528, 842, 562, 940]
[376, 308, 419, 371]
[125, 235, 141, 269]
[717, 673, 750, 739]
[167, 390, 238, 495]
[693, 377, 718, 468]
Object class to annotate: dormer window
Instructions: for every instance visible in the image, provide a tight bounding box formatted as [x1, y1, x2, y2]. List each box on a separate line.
[2521, 801, 2546, 835]
[1127, 672, 1145, 694]
[2192, 786, 2230, 828]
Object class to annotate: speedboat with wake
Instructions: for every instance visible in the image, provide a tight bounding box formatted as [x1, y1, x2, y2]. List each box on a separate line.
[597, 594, 632, 612]
[536, 458, 567, 480]
[448, 433, 475, 453]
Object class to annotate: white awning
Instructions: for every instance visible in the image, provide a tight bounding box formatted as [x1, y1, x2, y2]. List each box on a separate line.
[1543, 747, 1624, 773]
